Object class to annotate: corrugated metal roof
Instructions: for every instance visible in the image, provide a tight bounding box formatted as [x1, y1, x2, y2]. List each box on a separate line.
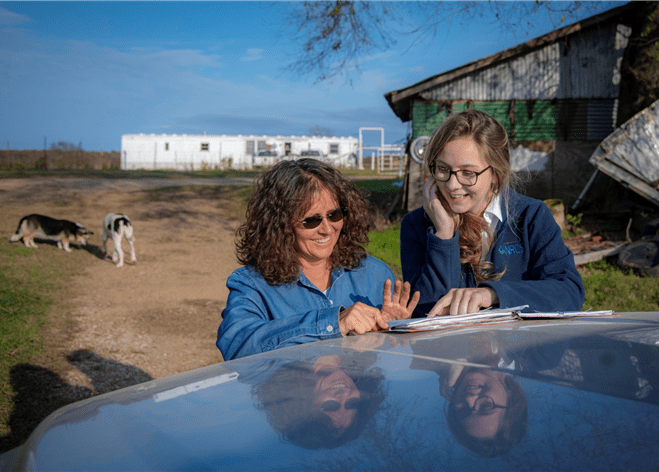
[385, 3, 635, 122]
[589, 99, 659, 206]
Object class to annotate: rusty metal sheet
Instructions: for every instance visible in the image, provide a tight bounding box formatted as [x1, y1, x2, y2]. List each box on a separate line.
[589, 99, 659, 207]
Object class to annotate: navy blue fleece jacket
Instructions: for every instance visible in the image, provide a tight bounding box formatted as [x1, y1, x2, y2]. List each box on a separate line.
[400, 190, 585, 316]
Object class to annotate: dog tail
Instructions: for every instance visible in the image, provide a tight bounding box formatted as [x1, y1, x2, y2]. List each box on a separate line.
[9, 217, 27, 242]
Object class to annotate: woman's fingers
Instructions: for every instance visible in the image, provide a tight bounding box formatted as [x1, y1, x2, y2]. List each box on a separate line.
[382, 279, 392, 303]
[340, 303, 386, 335]
[392, 279, 402, 303]
[427, 288, 496, 317]
[408, 287, 421, 313]
[380, 280, 420, 321]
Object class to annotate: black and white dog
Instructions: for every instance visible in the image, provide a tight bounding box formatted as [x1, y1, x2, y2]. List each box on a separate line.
[10, 214, 93, 252]
[102, 213, 136, 268]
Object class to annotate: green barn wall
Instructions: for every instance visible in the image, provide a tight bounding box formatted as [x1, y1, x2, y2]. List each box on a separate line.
[412, 100, 614, 141]
[408, 99, 608, 208]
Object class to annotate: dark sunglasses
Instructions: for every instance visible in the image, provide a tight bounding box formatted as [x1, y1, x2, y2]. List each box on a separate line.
[298, 207, 346, 229]
[318, 397, 361, 412]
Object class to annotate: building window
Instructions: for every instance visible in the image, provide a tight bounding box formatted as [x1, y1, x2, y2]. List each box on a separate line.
[257, 140, 266, 151]
[201, 143, 209, 151]
[165, 142, 169, 151]
[329, 143, 339, 154]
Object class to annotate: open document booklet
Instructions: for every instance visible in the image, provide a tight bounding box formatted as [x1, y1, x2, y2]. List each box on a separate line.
[387, 305, 616, 333]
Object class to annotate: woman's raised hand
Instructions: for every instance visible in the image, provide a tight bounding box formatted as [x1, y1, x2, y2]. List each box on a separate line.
[380, 279, 420, 322]
[423, 179, 454, 240]
[339, 281, 420, 335]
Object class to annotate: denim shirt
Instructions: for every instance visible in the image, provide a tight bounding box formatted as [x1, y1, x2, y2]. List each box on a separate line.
[217, 255, 395, 360]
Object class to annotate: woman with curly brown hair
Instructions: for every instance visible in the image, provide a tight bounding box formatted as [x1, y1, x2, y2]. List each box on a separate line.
[401, 109, 584, 316]
[217, 158, 418, 360]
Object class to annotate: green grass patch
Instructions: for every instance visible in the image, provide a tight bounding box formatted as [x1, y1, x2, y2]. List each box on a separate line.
[365, 224, 402, 279]
[580, 260, 659, 312]
[362, 224, 659, 313]
[353, 178, 403, 193]
[0, 242, 61, 439]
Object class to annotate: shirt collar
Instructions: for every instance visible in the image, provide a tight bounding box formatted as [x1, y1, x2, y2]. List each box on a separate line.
[296, 266, 348, 290]
[483, 193, 503, 231]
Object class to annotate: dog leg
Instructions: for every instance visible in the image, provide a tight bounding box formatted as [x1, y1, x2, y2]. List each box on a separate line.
[102, 233, 108, 257]
[114, 225, 125, 267]
[127, 234, 136, 263]
[61, 237, 72, 252]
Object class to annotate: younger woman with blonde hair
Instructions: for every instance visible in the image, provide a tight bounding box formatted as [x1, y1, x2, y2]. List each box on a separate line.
[400, 109, 584, 316]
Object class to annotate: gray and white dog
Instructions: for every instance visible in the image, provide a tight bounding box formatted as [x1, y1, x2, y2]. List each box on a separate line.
[10, 214, 93, 251]
[102, 213, 136, 268]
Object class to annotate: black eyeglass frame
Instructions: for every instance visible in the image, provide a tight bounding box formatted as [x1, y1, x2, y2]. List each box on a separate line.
[432, 165, 492, 187]
[452, 394, 508, 419]
[297, 207, 347, 229]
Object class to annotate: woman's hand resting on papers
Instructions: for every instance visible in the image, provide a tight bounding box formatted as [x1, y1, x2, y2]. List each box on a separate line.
[427, 287, 499, 317]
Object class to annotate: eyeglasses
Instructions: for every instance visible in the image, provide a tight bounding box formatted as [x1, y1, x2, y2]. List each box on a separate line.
[433, 165, 492, 186]
[318, 397, 361, 412]
[298, 207, 346, 229]
[454, 395, 508, 419]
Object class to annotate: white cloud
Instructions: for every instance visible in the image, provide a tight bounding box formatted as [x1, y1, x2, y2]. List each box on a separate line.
[0, 21, 408, 149]
[241, 48, 263, 62]
[0, 7, 29, 25]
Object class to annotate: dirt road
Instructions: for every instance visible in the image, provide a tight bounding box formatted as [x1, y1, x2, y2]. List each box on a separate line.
[1, 177, 252, 396]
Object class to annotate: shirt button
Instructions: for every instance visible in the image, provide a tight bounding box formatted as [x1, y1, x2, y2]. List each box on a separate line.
[329, 300, 334, 305]
[327, 325, 334, 332]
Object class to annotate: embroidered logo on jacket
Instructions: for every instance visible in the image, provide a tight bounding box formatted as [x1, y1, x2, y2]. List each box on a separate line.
[498, 243, 524, 255]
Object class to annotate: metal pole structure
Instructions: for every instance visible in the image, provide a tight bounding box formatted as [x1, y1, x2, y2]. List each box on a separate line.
[381, 129, 385, 172]
[358, 129, 364, 170]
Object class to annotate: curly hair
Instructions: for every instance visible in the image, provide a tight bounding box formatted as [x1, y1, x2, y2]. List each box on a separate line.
[425, 110, 519, 282]
[252, 356, 386, 449]
[236, 158, 372, 285]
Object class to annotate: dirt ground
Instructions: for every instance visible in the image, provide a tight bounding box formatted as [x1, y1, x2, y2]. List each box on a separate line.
[0, 177, 255, 398]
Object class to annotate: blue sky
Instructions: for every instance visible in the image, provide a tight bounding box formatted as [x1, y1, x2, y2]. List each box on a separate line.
[0, 1, 627, 152]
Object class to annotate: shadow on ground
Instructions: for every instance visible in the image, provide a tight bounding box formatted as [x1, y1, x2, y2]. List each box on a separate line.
[0, 350, 153, 454]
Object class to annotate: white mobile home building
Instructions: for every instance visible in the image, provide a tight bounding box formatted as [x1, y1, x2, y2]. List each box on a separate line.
[120, 133, 360, 170]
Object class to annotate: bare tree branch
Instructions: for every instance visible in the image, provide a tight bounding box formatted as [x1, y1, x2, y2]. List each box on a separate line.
[309, 125, 334, 137]
[279, 1, 611, 85]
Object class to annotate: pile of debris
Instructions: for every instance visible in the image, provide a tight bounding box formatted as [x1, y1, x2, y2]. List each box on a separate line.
[565, 233, 627, 266]
[568, 99, 659, 276]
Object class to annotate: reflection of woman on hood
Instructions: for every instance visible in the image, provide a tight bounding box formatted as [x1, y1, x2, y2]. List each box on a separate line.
[250, 353, 385, 449]
[437, 332, 527, 457]
[443, 363, 527, 457]
[411, 331, 567, 457]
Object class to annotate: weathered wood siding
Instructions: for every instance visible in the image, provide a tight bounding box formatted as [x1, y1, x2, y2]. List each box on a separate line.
[420, 23, 629, 102]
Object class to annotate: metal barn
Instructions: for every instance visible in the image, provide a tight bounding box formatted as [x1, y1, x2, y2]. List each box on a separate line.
[385, 3, 638, 209]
